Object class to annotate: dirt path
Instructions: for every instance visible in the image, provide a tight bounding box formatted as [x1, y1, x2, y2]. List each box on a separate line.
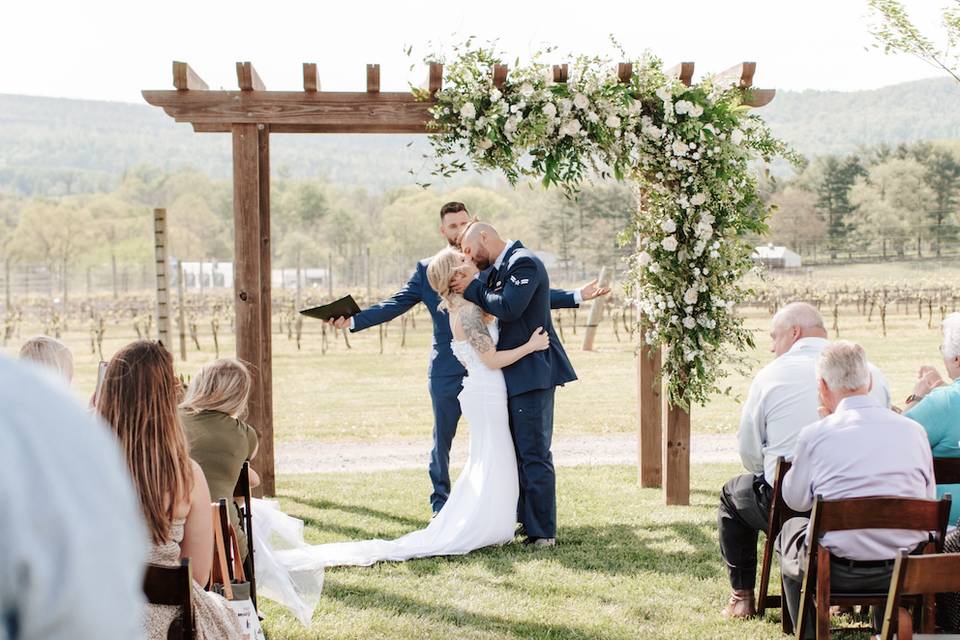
[275, 432, 739, 475]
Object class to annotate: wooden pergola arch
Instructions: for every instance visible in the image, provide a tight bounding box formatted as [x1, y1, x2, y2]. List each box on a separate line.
[143, 59, 774, 501]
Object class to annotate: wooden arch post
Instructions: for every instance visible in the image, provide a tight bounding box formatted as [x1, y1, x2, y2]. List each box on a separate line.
[143, 58, 772, 504]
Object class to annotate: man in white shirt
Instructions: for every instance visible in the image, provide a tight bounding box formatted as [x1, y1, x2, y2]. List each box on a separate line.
[719, 302, 890, 618]
[777, 341, 935, 637]
[0, 356, 147, 640]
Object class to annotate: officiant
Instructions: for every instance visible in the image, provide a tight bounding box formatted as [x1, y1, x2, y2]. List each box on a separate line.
[329, 201, 609, 516]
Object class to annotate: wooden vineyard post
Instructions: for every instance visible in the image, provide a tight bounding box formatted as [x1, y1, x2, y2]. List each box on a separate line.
[153, 208, 171, 346]
[581, 266, 612, 351]
[176, 259, 187, 360]
[637, 328, 662, 488]
[663, 396, 691, 505]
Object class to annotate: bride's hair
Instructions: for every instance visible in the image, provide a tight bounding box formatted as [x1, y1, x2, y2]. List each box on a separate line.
[426, 246, 463, 312]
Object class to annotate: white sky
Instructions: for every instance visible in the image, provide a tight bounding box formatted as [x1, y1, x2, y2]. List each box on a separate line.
[2, 0, 949, 103]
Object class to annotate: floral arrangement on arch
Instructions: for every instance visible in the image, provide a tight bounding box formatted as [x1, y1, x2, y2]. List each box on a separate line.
[412, 41, 795, 408]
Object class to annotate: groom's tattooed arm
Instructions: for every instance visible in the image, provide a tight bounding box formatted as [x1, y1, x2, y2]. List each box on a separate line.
[461, 305, 495, 354]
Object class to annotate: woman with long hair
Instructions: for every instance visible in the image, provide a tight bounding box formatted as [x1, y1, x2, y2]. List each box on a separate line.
[97, 340, 241, 640]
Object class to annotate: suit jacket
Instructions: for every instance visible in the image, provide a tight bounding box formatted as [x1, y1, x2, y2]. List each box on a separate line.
[351, 257, 579, 379]
[463, 241, 578, 396]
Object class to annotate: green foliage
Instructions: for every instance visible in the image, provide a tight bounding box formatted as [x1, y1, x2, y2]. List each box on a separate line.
[868, 0, 960, 83]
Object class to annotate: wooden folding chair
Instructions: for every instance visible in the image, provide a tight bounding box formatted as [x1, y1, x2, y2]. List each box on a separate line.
[758, 457, 810, 632]
[144, 558, 195, 640]
[934, 458, 960, 485]
[795, 495, 951, 640]
[209, 501, 234, 600]
[879, 551, 960, 640]
[233, 460, 257, 609]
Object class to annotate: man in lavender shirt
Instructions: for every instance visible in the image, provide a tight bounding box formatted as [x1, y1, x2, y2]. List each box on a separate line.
[777, 341, 935, 638]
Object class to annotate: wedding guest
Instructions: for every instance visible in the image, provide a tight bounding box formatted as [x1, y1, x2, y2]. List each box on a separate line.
[18, 335, 74, 383]
[0, 354, 146, 640]
[777, 341, 935, 638]
[180, 358, 260, 560]
[719, 302, 890, 618]
[97, 341, 242, 640]
[903, 312, 960, 526]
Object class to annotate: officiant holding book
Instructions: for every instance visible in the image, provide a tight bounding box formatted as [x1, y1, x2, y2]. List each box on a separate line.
[328, 201, 609, 515]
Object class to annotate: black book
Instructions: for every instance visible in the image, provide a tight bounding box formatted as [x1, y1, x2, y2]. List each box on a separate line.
[299, 295, 362, 321]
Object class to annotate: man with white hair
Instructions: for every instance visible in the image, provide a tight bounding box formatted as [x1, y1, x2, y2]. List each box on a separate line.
[719, 302, 890, 618]
[777, 341, 935, 637]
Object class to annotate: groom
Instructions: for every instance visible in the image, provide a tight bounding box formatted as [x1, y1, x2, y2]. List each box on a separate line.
[454, 222, 575, 546]
[331, 202, 607, 517]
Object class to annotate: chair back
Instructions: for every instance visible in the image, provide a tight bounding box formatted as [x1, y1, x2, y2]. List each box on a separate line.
[934, 457, 960, 485]
[210, 501, 234, 600]
[233, 461, 256, 609]
[143, 559, 195, 640]
[879, 551, 960, 640]
[811, 495, 951, 546]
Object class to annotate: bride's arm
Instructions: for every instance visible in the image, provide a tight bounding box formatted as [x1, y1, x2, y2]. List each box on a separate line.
[460, 305, 549, 370]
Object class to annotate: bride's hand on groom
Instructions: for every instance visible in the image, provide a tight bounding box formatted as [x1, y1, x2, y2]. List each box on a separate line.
[526, 327, 550, 352]
[580, 279, 611, 301]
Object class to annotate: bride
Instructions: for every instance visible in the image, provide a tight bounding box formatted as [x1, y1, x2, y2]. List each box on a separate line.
[272, 246, 549, 568]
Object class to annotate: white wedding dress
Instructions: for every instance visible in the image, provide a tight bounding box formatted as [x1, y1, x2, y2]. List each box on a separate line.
[275, 319, 519, 569]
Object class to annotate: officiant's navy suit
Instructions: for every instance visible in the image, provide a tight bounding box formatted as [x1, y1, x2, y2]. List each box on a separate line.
[351, 256, 579, 513]
[463, 240, 577, 539]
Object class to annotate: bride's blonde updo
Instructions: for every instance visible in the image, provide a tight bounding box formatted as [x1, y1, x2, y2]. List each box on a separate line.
[426, 246, 464, 312]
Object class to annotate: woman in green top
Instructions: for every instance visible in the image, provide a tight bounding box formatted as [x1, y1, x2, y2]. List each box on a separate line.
[905, 312, 960, 526]
[180, 358, 260, 559]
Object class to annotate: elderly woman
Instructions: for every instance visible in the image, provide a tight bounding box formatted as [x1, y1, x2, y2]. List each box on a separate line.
[905, 312, 960, 526]
[19, 335, 74, 383]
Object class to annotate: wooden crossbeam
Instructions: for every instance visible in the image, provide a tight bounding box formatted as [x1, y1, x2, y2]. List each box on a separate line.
[303, 63, 319, 92]
[236, 62, 265, 91]
[666, 62, 695, 87]
[426, 62, 443, 95]
[716, 61, 756, 89]
[617, 62, 633, 83]
[552, 64, 569, 83]
[366, 64, 380, 93]
[172, 62, 208, 91]
[743, 88, 776, 107]
[492, 64, 508, 89]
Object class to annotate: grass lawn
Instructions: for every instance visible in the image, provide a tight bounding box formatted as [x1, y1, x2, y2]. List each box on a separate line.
[257, 463, 874, 640]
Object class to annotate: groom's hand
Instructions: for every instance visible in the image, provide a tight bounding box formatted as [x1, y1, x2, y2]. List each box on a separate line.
[580, 279, 611, 301]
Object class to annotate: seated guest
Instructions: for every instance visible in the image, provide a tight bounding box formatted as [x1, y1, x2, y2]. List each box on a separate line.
[179, 358, 260, 560]
[0, 355, 146, 640]
[904, 312, 960, 526]
[18, 335, 74, 383]
[97, 341, 242, 640]
[719, 302, 890, 618]
[777, 341, 935, 638]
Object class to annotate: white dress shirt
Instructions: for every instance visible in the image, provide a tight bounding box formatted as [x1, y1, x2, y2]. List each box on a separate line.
[738, 337, 890, 485]
[0, 357, 147, 640]
[782, 394, 935, 560]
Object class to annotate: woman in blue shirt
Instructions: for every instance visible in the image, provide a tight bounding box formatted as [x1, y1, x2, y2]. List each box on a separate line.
[905, 312, 960, 526]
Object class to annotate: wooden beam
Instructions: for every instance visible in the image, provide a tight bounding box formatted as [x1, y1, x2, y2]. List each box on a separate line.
[172, 62, 208, 91]
[302, 63, 319, 92]
[236, 61, 265, 91]
[426, 62, 443, 95]
[716, 61, 756, 89]
[743, 88, 776, 108]
[257, 124, 275, 497]
[617, 62, 633, 84]
[666, 62, 695, 87]
[552, 64, 568, 83]
[663, 400, 691, 505]
[366, 64, 380, 93]
[638, 333, 662, 488]
[492, 64, 508, 89]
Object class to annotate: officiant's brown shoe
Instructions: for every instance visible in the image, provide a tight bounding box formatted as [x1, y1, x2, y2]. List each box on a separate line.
[721, 589, 756, 619]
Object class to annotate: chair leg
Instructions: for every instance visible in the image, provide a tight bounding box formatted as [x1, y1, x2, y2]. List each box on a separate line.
[758, 534, 774, 617]
[816, 548, 831, 640]
[898, 606, 913, 640]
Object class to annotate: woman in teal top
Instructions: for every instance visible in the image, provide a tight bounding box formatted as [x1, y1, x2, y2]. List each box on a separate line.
[905, 312, 960, 526]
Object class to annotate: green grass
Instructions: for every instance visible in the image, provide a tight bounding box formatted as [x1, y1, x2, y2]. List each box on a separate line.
[2, 303, 945, 441]
[257, 463, 873, 640]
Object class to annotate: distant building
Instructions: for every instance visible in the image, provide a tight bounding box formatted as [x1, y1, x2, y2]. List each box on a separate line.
[752, 244, 802, 269]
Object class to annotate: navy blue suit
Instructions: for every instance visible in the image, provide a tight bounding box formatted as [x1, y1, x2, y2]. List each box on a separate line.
[351, 256, 579, 512]
[463, 241, 576, 538]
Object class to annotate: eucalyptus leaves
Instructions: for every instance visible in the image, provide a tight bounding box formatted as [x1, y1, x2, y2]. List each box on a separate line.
[416, 43, 793, 407]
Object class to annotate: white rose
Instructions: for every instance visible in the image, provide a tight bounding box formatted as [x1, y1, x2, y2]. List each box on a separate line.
[660, 219, 677, 233]
[587, 111, 599, 123]
[682, 317, 697, 329]
[688, 103, 704, 118]
[649, 263, 661, 274]
[560, 119, 582, 137]
[696, 222, 714, 240]
[661, 235, 678, 252]
[730, 128, 744, 145]
[672, 140, 689, 156]
[542, 102, 557, 118]
[637, 250, 652, 266]
[520, 82, 535, 98]
[460, 103, 477, 120]
[573, 93, 590, 110]
[605, 114, 621, 128]
[490, 88, 502, 102]
[690, 193, 706, 206]
[477, 138, 493, 150]
[655, 86, 672, 102]
[674, 100, 692, 115]
[683, 288, 698, 305]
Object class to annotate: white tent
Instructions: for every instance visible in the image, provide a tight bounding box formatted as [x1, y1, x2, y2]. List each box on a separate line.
[752, 244, 802, 269]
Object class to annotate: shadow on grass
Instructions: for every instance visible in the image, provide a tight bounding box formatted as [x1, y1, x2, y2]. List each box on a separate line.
[277, 494, 426, 528]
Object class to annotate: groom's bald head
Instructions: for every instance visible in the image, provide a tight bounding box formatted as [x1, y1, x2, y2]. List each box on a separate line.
[459, 222, 504, 270]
